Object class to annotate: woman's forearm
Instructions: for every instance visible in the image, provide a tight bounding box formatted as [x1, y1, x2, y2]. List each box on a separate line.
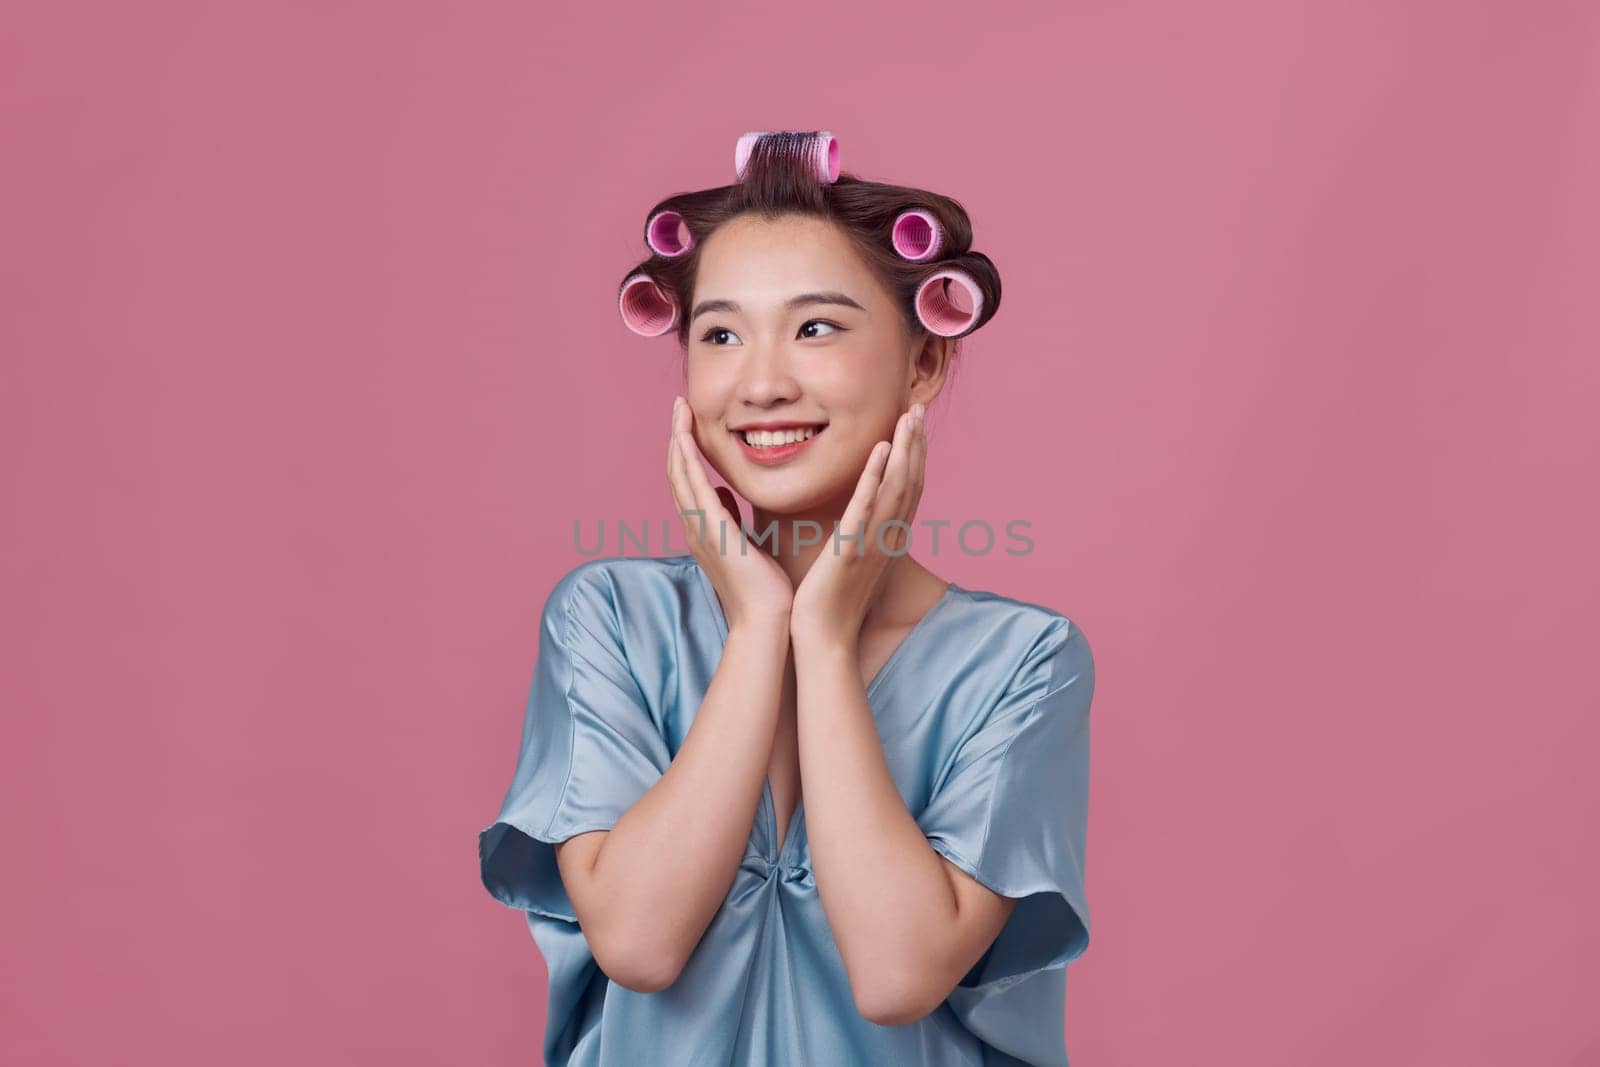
[791, 631, 960, 1019]
[581, 614, 790, 987]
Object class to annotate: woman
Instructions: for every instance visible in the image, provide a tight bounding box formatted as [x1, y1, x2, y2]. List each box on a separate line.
[479, 131, 1097, 1066]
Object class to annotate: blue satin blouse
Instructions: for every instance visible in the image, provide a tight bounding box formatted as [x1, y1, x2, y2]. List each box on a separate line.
[479, 554, 1096, 1066]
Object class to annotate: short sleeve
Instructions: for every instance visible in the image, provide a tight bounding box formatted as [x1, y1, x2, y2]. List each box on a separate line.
[477, 564, 671, 923]
[916, 617, 1096, 992]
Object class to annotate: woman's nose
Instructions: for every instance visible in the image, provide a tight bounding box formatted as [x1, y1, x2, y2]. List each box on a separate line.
[736, 343, 800, 405]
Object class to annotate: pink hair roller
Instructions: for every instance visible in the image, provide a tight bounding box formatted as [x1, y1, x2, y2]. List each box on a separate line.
[891, 209, 944, 261]
[645, 210, 694, 257]
[914, 269, 984, 338]
[618, 272, 678, 337]
[734, 130, 841, 185]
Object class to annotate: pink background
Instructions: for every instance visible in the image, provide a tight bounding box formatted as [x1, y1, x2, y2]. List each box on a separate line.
[4, 1, 1596, 1063]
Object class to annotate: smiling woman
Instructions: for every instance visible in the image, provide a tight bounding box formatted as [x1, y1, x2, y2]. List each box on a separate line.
[479, 130, 1096, 1067]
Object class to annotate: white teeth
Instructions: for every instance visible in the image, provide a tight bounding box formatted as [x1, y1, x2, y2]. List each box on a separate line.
[740, 426, 822, 448]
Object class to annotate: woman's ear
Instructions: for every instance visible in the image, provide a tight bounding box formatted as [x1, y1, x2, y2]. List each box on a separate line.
[909, 334, 952, 405]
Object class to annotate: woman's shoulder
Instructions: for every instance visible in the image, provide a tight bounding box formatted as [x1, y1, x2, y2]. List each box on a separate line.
[547, 553, 700, 596]
[539, 554, 704, 634]
[945, 579, 1091, 651]
[939, 580, 1096, 699]
[929, 581, 1098, 748]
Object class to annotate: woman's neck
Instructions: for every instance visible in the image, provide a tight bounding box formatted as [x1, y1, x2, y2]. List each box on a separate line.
[747, 501, 937, 622]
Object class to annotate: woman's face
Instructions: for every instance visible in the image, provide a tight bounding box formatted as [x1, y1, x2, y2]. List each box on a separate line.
[685, 213, 946, 515]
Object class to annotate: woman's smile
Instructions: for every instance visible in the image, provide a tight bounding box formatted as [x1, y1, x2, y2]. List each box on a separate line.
[732, 422, 829, 465]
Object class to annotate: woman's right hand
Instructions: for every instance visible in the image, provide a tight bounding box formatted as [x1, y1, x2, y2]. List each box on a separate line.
[667, 396, 794, 632]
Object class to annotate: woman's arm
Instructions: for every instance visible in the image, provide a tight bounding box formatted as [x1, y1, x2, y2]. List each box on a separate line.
[554, 612, 790, 993]
[783, 406, 1012, 1022]
[792, 631, 1017, 1025]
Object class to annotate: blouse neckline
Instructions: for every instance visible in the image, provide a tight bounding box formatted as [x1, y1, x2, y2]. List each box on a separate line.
[686, 557, 963, 696]
[686, 557, 964, 865]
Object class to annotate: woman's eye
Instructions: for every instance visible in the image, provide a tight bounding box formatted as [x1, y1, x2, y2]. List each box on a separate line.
[799, 319, 842, 339]
[698, 320, 844, 346]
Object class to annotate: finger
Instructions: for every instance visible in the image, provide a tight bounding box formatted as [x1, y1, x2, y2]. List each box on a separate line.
[666, 401, 692, 514]
[667, 401, 690, 508]
[676, 421, 719, 506]
[880, 411, 920, 553]
[675, 414, 737, 547]
[904, 404, 928, 526]
[668, 405, 711, 548]
[880, 409, 916, 517]
[838, 439, 891, 558]
[668, 435, 704, 547]
[865, 411, 913, 557]
[669, 441, 699, 529]
[666, 397, 681, 482]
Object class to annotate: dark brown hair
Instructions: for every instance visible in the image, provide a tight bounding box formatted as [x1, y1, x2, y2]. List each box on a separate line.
[616, 131, 1001, 356]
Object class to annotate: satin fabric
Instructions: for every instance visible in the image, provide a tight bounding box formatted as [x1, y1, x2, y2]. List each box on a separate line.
[479, 555, 1095, 1066]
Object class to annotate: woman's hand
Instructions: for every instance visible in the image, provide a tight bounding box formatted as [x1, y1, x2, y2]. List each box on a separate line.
[790, 402, 926, 646]
[667, 396, 794, 632]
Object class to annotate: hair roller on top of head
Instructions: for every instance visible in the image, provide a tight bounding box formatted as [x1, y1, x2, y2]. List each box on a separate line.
[914, 268, 984, 338]
[891, 208, 944, 262]
[618, 272, 678, 337]
[735, 130, 841, 184]
[645, 210, 694, 258]
[616, 127, 999, 345]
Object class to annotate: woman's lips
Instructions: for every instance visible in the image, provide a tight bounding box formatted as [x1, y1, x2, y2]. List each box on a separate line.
[735, 427, 826, 466]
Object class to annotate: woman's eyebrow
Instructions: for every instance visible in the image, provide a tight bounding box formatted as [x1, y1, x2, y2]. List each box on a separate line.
[690, 291, 866, 323]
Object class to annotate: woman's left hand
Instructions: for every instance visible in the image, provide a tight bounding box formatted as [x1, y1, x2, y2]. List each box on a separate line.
[791, 402, 927, 646]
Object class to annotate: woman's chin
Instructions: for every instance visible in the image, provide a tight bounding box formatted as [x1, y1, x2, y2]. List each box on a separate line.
[729, 477, 848, 520]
